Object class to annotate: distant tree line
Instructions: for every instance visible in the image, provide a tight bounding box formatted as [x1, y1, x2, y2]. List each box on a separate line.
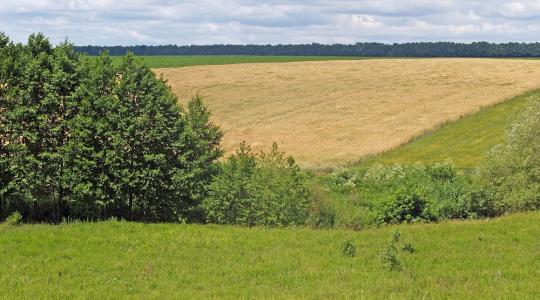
[76, 42, 540, 57]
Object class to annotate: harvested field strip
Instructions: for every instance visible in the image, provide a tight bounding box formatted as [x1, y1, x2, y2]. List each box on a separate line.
[366, 89, 538, 167]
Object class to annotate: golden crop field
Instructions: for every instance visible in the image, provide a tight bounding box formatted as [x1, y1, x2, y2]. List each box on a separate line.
[156, 58, 540, 168]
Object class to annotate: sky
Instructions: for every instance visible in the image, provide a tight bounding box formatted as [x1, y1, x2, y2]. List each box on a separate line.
[2, 0, 540, 45]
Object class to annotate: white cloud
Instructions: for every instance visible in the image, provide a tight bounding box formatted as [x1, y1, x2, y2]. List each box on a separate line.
[346, 14, 383, 29]
[1, 0, 540, 45]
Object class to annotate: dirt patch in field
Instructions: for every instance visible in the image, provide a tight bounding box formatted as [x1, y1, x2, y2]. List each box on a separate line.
[155, 58, 540, 168]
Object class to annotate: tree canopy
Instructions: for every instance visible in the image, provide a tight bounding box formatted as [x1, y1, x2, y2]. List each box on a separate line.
[0, 33, 222, 222]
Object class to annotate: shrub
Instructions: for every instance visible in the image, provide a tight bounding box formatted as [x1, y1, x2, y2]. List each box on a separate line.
[341, 239, 357, 257]
[477, 97, 540, 211]
[204, 142, 311, 226]
[329, 169, 358, 192]
[460, 188, 501, 218]
[307, 191, 336, 228]
[428, 161, 457, 181]
[362, 163, 407, 186]
[402, 243, 415, 253]
[425, 176, 471, 219]
[375, 188, 432, 224]
[357, 162, 496, 224]
[5, 211, 23, 226]
[382, 230, 403, 271]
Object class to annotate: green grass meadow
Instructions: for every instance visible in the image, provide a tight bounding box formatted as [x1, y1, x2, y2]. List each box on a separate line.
[110, 55, 366, 68]
[1, 212, 539, 299]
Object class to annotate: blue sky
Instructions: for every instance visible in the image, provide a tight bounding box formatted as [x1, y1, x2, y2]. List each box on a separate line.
[2, 0, 540, 45]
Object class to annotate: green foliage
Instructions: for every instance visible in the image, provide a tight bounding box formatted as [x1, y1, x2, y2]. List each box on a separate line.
[63, 52, 120, 219]
[0, 34, 223, 222]
[477, 96, 540, 211]
[204, 142, 311, 226]
[341, 239, 357, 257]
[459, 188, 501, 218]
[5, 211, 22, 226]
[381, 230, 403, 271]
[78, 42, 540, 58]
[0, 33, 81, 221]
[0, 33, 10, 220]
[376, 188, 432, 224]
[323, 161, 511, 226]
[182, 94, 223, 219]
[329, 169, 358, 192]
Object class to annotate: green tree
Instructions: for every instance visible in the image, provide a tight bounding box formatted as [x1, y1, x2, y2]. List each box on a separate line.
[0, 32, 11, 218]
[64, 52, 120, 219]
[181, 94, 223, 219]
[107, 53, 223, 221]
[1, 33, 81, 221]
[112, 53, 181, 219]
[204, 142, 258, 225]
[64, 52, 224, 221]
[478, 96, 540, 211]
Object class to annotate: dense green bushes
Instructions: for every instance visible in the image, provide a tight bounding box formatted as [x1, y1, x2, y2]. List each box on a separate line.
[204, 143, 311, 226]
[332, 162, 478, 225]
[322, 160, 519, 228]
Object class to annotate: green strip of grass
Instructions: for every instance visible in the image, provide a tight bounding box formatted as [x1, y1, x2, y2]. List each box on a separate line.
[109, 55, 367, 68]
[1, 212, 538, 298]
[364, 89, 540, 168]
[106, 56, 540, 69]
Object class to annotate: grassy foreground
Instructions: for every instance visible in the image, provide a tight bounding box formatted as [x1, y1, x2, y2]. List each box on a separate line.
[1, 212, 539, 299]
[366, 89, 539, 168]
[110, 55, 365, 68]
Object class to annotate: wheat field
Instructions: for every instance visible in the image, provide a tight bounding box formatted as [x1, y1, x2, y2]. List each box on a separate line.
[155, 58, 540, 168]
